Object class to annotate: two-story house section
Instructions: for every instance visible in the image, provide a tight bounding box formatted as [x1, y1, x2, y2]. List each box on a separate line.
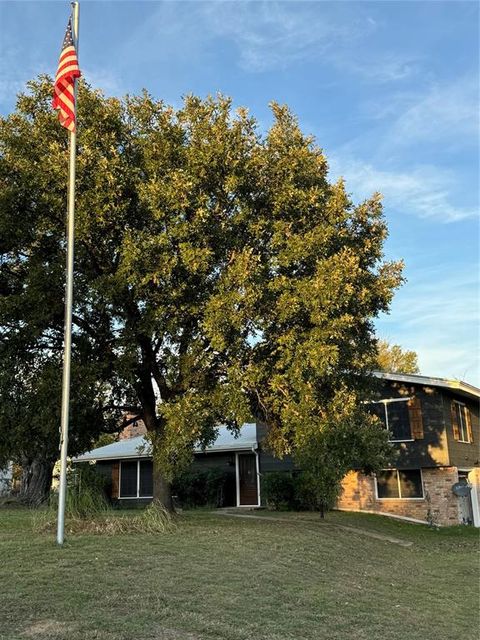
[337, 372, 480, 527]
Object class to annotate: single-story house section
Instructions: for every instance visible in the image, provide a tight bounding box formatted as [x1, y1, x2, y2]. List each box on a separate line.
[74, 372, 480, 526]
[74, 423, 281, 508]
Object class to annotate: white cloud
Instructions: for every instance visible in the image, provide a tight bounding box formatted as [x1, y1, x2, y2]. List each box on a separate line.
[195, 2, 350, 72]
[376, 268, 480, 385]
[329, 157, 478, 223]
[81, 67, 122, 96]
[387, 77, 479, 147]
[200, 2, 425, 82]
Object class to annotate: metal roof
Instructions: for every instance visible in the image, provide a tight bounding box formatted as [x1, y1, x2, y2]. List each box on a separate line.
[374, 371, 480, 400]
[74, 423, 258, 463]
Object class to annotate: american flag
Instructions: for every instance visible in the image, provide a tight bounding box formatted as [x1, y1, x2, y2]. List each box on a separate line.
[53, 18, 81, 133]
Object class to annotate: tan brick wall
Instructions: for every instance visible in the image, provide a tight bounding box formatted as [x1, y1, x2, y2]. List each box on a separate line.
[119, 416, 147, 441]
[337, 467, 461, 526]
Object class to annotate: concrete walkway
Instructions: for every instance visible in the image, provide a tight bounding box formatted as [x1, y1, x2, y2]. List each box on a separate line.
[213, 510, 414, 548]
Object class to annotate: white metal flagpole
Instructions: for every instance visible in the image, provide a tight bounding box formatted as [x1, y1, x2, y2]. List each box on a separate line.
[57, 1, 80, 546]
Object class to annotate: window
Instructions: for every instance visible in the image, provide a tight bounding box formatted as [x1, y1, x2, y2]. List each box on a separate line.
[119, 459, 153, 498]
[139, 460, 153, 497]
[369, 398, 412, 441]
[119, 461, 137, 498]
[453, 402, 471, 443]
[376, 469, 423, 499]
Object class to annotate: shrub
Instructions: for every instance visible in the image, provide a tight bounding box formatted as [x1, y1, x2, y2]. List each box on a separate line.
[172, 467, 230, 508]
[262, 470, 341, 514]
[262, 472, 297, 510]
[293, 471, 340, 515]
[61, 465, 111, 518]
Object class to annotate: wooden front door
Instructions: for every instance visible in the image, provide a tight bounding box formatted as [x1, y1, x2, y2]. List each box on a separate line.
[238, 453, 258, 506]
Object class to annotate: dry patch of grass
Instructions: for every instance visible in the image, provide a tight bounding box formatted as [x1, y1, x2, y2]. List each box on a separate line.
[32, 501, 177, 536]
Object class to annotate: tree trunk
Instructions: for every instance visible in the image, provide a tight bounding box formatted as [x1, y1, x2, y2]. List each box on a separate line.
[152, 461, 174, 512]
[141, 404, 174, 512]
[18, 456, 55, 506]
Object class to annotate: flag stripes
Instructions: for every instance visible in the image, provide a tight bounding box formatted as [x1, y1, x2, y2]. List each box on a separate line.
[53, 19, 81, 132]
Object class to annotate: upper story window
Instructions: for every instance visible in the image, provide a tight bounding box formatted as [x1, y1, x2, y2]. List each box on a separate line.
[451, 401, 473, 444]
[369, 398, 412, 442]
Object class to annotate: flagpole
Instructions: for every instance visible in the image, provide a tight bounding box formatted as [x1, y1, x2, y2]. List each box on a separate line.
[57, 0, 80, 546]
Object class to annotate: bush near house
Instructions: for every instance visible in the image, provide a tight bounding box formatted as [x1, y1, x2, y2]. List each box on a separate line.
[262, 471, 333, 512]
[172, 468, 231, 508]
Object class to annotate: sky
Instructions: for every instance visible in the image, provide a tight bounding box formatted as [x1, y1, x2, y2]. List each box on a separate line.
[1, 0, 479, 385]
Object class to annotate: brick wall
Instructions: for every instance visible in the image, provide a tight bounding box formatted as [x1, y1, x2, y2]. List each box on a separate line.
[118, 416, 147, 441]
[337, 467, 461, 526]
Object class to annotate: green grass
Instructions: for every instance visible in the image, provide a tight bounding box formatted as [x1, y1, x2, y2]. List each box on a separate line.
[0, 508, 478, 640]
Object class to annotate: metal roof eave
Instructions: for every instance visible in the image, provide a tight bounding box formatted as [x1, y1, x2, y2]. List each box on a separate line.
[374, 371, 480, 400]
[75, 444, 258, 464]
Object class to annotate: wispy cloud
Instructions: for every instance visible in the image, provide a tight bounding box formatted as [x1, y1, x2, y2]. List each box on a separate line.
[377, 268, 479, 384]
[132, 1, 412, 79]
[0, 38, 46, 109]
[386, 77, 478, 148]
[329, 157, 478, 223]
[201, 2, 355, 72]
[82, 67, 122, 96]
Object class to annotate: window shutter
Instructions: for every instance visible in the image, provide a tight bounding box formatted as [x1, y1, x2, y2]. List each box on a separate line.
[407, 397, 424, 439]
[465, 409, 474, 443]
[450, 402, 460, 440]
[112, 462, 119, 499]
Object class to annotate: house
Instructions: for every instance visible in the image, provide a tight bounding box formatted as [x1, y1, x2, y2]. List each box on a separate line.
[337, 372, 480, 527]
[74, 372, 480, 526]
[75, 423, 275, 509]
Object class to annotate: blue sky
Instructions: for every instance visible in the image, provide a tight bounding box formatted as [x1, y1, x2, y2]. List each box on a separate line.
[1, 1, 478, 384]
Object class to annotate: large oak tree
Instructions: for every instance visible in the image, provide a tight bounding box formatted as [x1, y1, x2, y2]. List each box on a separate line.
[0, 77, 403, 508]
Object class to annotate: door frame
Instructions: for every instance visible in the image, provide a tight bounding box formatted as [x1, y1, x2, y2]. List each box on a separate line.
[235, 450, 261, 507]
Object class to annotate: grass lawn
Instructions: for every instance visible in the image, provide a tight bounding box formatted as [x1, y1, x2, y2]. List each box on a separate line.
[0, 507, 478, 640]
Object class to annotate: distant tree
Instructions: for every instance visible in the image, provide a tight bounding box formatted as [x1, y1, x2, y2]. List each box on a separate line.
[376, 340, 419, 374]
[0, 77, 403, 510]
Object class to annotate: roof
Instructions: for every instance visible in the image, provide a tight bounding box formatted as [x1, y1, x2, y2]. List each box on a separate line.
[374, 371, 480, 400]
[74, 422, 258, 463]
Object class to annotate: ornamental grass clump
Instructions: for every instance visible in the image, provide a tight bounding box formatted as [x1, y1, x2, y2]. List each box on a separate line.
[33, 501, 177, 535]
[33, 466, 177, 536]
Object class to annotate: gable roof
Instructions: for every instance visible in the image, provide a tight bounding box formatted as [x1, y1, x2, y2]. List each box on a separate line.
[74, 423, 258, 463]
[374, 371, 480, 400]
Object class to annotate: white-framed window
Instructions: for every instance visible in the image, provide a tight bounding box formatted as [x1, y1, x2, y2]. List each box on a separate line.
[119, 459, 153, 499]
[453, 402, 471, 443]
[375, 469, 424, 500]
[368, 398, 413, 442]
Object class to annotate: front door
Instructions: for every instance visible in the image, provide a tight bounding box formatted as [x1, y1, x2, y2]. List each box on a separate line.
[238, 453, 258, 506]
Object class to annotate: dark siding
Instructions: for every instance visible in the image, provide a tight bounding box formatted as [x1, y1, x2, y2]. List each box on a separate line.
[188, 452, 237, 507]
[95, 461, 115, 499]
[191, 452, 236, 472]
[256, 421, 296, 473]
[114, 498, 152, 508]
[443, 392, 479, 468]
[258, 449, 295, 473]
[375, 380, 450, 469]
[95, 460, 151, 507]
